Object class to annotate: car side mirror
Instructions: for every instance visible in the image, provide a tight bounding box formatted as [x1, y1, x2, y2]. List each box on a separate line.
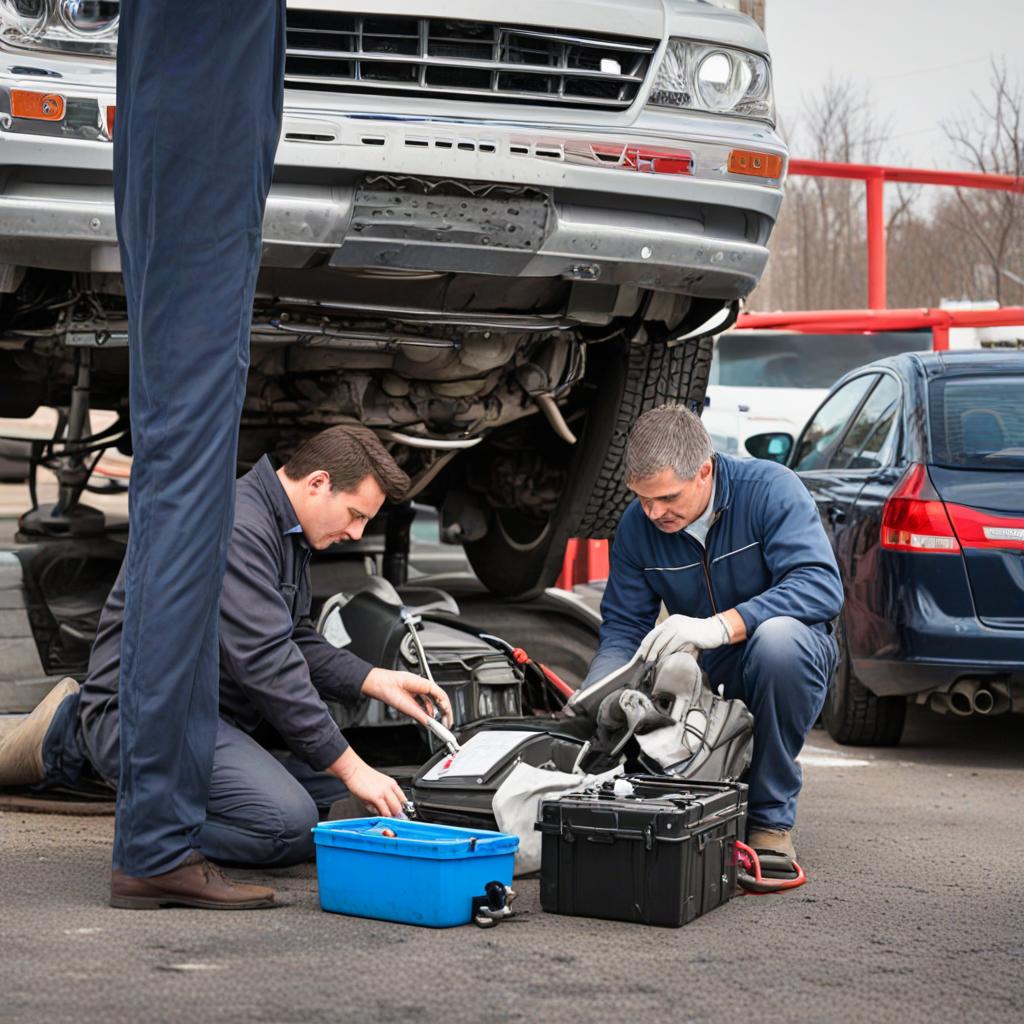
[745, 432, 793, 464]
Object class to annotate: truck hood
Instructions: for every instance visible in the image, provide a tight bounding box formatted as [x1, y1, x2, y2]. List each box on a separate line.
[289, 0, 666, 39]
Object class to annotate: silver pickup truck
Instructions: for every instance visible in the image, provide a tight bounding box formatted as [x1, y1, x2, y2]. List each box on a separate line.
[0, 0, 785, 596]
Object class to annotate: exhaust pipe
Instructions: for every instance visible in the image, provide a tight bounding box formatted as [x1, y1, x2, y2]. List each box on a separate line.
[972, 682, 1011, 716]
[929, 692, 952, 715]
[948, 679, 979, 717]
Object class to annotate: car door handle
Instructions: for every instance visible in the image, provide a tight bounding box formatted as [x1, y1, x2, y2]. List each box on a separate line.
[827, 506, 846, 525]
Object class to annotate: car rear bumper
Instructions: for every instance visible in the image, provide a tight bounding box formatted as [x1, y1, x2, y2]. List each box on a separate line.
[856, 654, 1024, 703]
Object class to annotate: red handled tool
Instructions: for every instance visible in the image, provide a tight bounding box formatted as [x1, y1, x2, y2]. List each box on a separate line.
[735, 840, 807, 895]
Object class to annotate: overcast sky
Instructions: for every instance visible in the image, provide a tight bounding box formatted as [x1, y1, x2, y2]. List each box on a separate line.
[765, 0, 1024, 170]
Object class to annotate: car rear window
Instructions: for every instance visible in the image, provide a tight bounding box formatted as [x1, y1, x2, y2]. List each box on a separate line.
[711, 331, 929, 389]
[929, 376, 1024, 468]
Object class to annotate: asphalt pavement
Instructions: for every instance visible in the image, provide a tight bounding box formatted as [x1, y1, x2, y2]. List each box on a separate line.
[2, 706, 1022, 1024]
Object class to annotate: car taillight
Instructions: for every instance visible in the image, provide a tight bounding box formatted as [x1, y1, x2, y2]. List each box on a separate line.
[944, 504, 1024, 551]
[880, 464, 960, 553]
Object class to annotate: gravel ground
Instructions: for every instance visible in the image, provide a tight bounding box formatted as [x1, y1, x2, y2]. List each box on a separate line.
[2, 707, 1022, 1024]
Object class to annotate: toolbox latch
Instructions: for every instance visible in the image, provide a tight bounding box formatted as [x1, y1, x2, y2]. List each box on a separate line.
[643, 824, 654, 851]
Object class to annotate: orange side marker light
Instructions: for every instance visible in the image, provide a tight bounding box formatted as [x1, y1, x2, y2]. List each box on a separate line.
[10, 90, 65, 122]
[728, 149, 783, 179]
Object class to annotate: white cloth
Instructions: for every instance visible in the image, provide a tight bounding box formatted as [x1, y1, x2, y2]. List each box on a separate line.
[492, 763, 623, 876]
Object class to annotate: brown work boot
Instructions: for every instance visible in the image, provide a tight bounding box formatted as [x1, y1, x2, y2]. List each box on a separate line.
[747, 827, 796, 861]
[110, 852, 277, 910]
[0, 677, 79, 787]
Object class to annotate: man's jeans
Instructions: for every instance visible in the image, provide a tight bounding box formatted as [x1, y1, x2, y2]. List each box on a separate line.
[43, 693, 346, 869]
[700, 616, 837, 832]
[111, 0, 285, 877]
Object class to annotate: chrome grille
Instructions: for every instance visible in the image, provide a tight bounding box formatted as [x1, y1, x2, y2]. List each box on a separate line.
[285, 13, 658, 110]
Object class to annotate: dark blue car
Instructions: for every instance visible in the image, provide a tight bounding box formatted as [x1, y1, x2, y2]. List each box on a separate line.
[747, 350, 1024, 745]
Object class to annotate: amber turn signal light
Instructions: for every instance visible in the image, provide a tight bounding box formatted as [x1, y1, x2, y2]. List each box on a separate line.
[10, 90, 65, 122]
[728, 149, 783, 179]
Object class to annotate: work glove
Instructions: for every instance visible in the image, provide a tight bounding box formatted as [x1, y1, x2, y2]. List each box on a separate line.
[637, 614, 731, 663]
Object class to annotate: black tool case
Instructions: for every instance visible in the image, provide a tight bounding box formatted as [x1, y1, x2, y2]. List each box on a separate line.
[536, 776, 748, 927]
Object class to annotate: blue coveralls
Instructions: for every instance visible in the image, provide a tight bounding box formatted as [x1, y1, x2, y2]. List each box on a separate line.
[586, 454, 843, 832]
[42, 457, 373, 868]
[112, 0, 285, 876]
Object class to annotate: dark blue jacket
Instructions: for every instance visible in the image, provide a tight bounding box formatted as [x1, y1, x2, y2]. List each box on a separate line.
[79, 456, 372, 774]
[586, 454, 844, 681]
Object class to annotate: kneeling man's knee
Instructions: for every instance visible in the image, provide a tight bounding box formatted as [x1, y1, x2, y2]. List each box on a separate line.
[267, 794, 318, 868]
[747, 616, 809, 669]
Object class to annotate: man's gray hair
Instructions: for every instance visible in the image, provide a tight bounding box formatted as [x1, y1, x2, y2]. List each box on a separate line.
[624, 404, 714, 483]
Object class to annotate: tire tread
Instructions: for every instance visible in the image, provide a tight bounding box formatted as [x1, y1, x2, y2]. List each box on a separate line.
[576, 336, 713, 538]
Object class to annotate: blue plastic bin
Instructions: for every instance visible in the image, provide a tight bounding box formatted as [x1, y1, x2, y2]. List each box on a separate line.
[312, 817, 519, 928]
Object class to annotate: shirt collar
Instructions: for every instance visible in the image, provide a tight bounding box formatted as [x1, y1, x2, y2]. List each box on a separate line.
[684, 470, 716, 542]
[252, 455, 304, 539]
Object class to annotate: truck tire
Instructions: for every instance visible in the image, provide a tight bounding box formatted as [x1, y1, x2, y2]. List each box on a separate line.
[822, 617, 906, 746]
[466, 334, 713, 598]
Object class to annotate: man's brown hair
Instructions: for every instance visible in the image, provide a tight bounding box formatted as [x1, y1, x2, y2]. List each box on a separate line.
[282, 425, 409, 501]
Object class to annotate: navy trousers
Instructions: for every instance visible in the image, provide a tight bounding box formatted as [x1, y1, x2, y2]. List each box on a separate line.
[112, 0, 285, 875]
[701, 617, 837, 832]
[43, 695, 347, 868]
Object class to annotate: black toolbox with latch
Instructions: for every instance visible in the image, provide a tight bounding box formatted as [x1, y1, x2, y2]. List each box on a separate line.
[536, 775, 748, 927]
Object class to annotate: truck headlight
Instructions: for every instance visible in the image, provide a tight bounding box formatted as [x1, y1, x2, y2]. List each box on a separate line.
[649, 39, 774, 123]
[0, 0, 119, 58]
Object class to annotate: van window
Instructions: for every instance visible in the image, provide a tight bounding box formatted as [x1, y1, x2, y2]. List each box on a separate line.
[710, 332, 929, 389]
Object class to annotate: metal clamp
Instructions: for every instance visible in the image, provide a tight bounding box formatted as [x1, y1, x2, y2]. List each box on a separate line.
[472, 881, 518, 929]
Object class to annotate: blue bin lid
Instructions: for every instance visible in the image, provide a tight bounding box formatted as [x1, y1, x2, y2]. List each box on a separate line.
[312, 817, 519, 860]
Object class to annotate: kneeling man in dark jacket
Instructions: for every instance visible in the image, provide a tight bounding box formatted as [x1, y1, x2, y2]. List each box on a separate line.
[0, 426, 450, 908]
[585, 405, 843, 867]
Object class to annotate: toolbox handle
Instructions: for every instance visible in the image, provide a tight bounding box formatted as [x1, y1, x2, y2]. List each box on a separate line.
[548, 822, 688, 846]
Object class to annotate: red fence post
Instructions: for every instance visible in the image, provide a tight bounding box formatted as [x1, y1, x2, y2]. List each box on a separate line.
[932, 323, 950, 351]
[866, 173, 887, 310]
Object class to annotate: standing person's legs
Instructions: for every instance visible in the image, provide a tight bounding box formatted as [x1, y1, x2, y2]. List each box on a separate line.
[111, 0, 285, 879]
[701, 617, 837, 832]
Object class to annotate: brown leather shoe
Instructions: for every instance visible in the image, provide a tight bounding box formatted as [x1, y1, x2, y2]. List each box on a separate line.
[110, 852, 277, 910]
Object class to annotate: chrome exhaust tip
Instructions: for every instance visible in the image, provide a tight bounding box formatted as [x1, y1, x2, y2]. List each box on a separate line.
[948, 679, 978, 717]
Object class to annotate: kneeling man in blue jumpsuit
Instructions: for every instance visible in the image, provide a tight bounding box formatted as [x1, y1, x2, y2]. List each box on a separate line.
[585, 405, 843, 867]
[0, 426, 450, 909]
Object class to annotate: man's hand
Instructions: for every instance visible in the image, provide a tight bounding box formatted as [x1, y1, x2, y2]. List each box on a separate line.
[361, 667, 453, 728]
[637, 613, 732, 663]
[329, 748, 407, 818]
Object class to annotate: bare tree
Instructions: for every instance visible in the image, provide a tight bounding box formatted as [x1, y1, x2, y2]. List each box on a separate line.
[938, 62, 1024, 306]
[752, 79, 898, 310]
[752, 64, 1022, 311]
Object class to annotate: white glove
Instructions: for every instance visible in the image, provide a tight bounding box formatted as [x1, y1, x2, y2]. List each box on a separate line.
[637, 614, 731, 663]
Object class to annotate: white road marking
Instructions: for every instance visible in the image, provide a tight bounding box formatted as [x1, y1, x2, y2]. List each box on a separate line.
[798, 745, 873, 768]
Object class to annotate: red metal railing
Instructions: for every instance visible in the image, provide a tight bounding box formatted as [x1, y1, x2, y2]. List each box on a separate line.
[737, 305, 1024, 351]
[784, 160, 1024, 310]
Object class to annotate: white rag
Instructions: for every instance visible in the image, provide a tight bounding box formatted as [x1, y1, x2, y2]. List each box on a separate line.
[492, 762, 624, 876]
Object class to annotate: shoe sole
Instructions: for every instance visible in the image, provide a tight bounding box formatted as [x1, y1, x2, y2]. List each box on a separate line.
[109, 895, 277, 910]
